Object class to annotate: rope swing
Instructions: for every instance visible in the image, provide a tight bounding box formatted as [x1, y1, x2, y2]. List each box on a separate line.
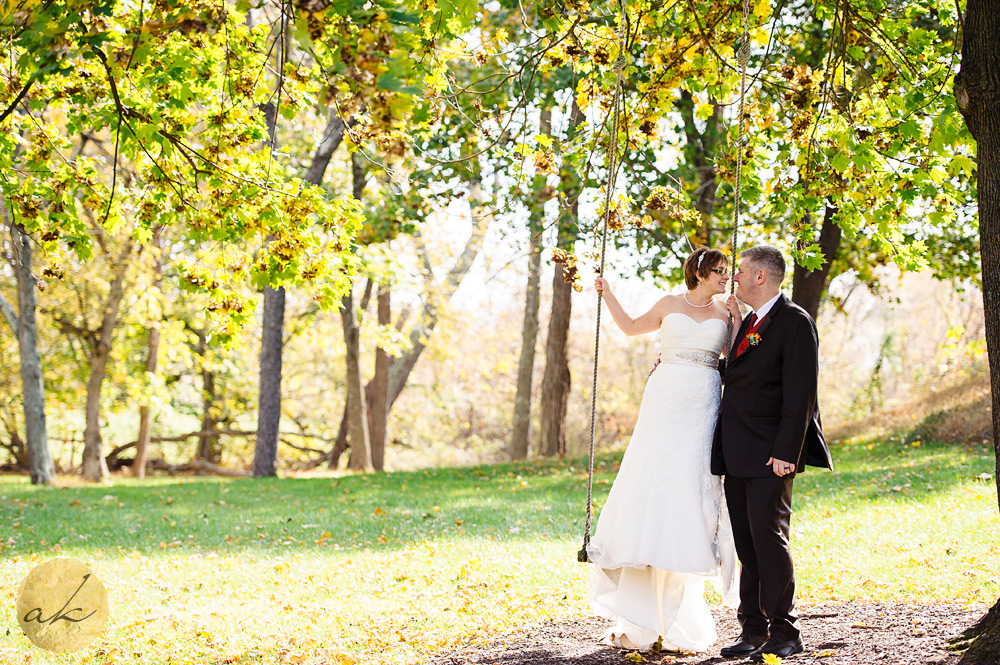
[577, 0, 629, 565]
[578, 0, 754, 563]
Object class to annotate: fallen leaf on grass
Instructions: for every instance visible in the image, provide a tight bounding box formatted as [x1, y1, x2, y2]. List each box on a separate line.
[814, 649, 837, 657]
[625, 651, 646, 663]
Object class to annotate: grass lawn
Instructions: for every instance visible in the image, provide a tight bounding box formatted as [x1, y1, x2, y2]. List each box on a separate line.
[0, 437, 997, 664]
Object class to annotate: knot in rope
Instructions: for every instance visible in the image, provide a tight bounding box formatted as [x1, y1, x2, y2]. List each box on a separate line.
[737, 42, 752, 67]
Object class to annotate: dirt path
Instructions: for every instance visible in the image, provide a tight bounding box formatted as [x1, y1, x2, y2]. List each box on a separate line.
[431, 603, 984, 665]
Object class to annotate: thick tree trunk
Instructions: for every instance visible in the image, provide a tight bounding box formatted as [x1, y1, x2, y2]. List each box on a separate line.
[253, 87, 284, 478]
[342, 287, 371, 471]
[791, 205, 842, 320]
[539, 259, 573, 457]
[133, 240, 164, 478]
[344, 153, 372, 471]
[5, 221, 54, 484]
[953, 600, 1000, 663]
[510, 109, 550, 460]
[510, 223, 543, 459]
[954, 2, 1000, 662]
[538, 101, 584, 458]
[81, 270, 126, 481]
[198, 373, 221, 463]
[369, 284, 390, 471]
[253, 285, 284, 477]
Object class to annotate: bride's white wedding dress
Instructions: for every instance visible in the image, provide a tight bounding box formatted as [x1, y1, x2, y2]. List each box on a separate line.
[587, 311, 739, 652]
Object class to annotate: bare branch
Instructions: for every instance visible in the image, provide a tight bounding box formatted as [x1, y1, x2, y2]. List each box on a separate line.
[0, 292, 17, 331]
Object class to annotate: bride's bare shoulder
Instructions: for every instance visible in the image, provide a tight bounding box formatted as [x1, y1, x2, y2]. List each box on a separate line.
[655, 293, 684, 314]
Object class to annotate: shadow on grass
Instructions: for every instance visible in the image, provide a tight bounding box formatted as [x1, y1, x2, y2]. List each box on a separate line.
[0, 438, 993, 557]
[795, 438, 995, 510]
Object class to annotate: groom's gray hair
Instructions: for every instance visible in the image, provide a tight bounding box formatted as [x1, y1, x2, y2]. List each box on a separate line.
[742, 245, 786, 284]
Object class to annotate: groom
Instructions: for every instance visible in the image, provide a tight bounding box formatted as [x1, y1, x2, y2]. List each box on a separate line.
[712, 245, 833, 662]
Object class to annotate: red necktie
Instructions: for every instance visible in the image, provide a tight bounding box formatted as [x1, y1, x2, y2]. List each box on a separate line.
[735, 313, 760, 357]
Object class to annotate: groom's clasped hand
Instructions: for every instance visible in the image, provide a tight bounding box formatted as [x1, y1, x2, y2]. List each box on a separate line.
[586, 245, 832, 662]
[766, 456, 796, 477]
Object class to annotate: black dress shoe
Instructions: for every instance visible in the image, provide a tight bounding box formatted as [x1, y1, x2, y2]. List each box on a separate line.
[720, 634, 767, 658]
[749, 637, 804, 662]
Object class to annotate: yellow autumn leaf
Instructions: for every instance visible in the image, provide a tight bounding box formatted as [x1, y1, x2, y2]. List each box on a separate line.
[814, 649, 837, 657]
[625, 651, 646, 663]
[753, 0, 771, 18]
[762, 654, 783, 665]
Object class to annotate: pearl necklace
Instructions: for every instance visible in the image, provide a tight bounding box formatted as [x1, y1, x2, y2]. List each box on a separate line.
[683, 292, 713, 308]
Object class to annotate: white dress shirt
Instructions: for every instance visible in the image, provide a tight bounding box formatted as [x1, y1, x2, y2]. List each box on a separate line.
[751, 293, 782, 323]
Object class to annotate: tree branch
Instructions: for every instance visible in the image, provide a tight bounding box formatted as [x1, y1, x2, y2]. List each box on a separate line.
[0, 292, 18, 331]
[0, 77, 34, 126]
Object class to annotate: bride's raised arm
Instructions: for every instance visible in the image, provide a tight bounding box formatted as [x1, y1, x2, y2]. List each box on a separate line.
[594, 277, 668, 336]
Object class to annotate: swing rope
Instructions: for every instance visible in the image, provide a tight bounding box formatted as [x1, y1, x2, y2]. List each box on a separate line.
[577, 0, 629, 564]
[726, 0, 753, 352]
[578, 0, 753, 563]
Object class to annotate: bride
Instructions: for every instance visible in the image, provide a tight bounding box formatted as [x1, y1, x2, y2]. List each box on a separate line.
[587, 246, 741, 653]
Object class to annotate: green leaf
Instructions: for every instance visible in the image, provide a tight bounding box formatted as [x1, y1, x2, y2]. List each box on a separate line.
[376, 71, 422, 95]
[831, 153, 850, 174]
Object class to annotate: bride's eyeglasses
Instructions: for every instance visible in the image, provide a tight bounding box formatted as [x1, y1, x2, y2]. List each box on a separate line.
[709, 267, 728, 276]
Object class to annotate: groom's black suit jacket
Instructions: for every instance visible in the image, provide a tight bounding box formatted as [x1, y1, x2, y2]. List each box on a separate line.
[711, 294, 833, 477]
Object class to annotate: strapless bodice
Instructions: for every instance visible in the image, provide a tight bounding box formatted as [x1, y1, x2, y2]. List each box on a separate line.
[657, 312, 727, 362]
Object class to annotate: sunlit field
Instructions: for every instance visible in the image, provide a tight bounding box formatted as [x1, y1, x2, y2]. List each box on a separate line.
[1, 437, 997, 665]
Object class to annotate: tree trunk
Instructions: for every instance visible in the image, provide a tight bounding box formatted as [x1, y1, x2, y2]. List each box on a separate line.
[196, 327, 222, 463]
[342, 286, 371, 471]
[81, 270, 127, 481]
[954, 2, 1000, 662]
[953, 600, 1000, 663]
[253, 285, 284, 477]
[510, 222, 543, 459]
[305, 109, 347, 185]
[258, 104, 348, 475]
[344, 153, 372, 471]
[387, 211, 492, 407]
[539, 100, 584, 458]
[539, 255, 573, 457]
[791, 205, 842, 320]
[253, 78, 284, 478]
[133, 239, 164, 478]
[329, 409, 349, 469]
[198, 370, 221, 463]
[678, 91, 723, 246]
[5, 221, 54, 484]
[327, 205, 492, 465]
[369, 284, 390, 471]
[510, 108, 551, 460]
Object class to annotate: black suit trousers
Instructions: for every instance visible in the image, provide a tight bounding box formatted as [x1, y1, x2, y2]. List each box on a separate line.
[724, 474, 800, 641]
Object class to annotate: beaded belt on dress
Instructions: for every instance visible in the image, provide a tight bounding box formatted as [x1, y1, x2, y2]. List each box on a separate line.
[659, 348, 719, 369]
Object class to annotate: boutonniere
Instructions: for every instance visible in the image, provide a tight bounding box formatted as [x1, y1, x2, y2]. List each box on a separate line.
[747, 332, 762, 347]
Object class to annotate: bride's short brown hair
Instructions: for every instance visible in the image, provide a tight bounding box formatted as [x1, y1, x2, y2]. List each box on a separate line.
[683, 246, 727, 289]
